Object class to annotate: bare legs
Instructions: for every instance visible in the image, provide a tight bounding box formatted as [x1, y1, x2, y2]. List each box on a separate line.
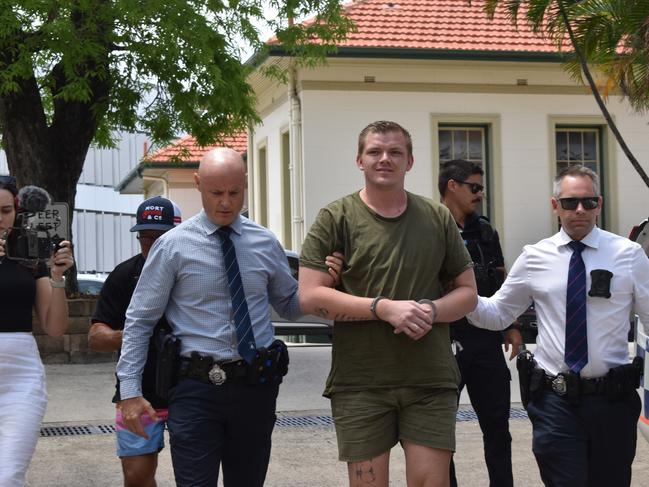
[347, 442, 451, 487]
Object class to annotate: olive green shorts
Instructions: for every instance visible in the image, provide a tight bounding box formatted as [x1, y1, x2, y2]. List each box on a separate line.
[330, 387, 457, 462]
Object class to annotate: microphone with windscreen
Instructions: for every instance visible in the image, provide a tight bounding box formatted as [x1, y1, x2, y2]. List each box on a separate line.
[6, 185, 62, 264]
[17, 185, 51, 213]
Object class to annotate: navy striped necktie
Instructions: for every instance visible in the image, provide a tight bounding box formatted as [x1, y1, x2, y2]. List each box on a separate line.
[217, 226, 257, 363]
[565, 240, 588, 373]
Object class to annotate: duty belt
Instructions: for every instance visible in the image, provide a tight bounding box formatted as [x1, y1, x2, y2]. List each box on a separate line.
[543, 373, 607, 396]
[177, 354, 248, 386]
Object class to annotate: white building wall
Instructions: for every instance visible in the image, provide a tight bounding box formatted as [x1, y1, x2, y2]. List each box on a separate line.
[1, 132, 146, 273]
[250, 100, 292, 246]
[167, 186, 201, 219]
[614, 105, 649, 233]
[298, 89, 649, 267]
[251, 57, 649, 267]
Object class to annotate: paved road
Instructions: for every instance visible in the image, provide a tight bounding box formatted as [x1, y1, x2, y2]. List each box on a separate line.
[26, 345, 649, 486]
[42, 344, 520, 424]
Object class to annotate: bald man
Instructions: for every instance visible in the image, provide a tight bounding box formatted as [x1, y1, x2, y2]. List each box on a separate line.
[117, 148, 309, 486]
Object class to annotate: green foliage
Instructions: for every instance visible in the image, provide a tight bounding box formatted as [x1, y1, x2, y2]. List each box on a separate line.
[0, 0, 352, 147]
[569, 0, 649, 112]
[479, 0, 649, 112]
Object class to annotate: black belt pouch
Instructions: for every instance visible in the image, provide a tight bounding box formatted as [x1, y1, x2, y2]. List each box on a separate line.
[246, 339, 290, 385]
[154, 327, 181, 399]
[517, 350, 543, 409]
[606, 356, 643, 400]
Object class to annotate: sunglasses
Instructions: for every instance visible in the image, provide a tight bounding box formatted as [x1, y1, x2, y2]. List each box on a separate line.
[0, 175, 17, 187]
[455, 180, 484, 194]
[137, 231, 167, 242]
[558, 197, 599, 211]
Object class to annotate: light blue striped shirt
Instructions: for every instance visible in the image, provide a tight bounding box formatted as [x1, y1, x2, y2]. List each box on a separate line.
[117, 210, 300, 399]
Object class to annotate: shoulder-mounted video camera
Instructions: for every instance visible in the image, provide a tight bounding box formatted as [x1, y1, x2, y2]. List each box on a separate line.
[3, 186, 69, 265]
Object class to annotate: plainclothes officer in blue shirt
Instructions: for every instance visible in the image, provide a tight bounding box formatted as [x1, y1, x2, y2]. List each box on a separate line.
[116, 148, 341, 487]
[89, 196, 181, 487]
[467, 165, 649, 486]
[439, 159, 522, 487]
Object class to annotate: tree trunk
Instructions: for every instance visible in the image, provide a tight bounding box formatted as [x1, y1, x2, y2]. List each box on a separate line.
[0, 3, 113, 293]
[0, 70, 107, 293]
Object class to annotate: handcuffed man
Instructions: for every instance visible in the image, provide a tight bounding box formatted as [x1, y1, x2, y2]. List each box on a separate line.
[299, 121, 477, 486]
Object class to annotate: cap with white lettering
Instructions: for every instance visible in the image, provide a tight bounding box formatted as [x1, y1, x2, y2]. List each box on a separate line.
[130, 196, 182, 232]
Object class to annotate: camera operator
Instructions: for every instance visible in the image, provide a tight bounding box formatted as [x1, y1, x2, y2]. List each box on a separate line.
[0, 174, 74, 486]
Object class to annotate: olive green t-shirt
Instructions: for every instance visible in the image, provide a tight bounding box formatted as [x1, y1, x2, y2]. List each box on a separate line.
[300, 191, 473, 397]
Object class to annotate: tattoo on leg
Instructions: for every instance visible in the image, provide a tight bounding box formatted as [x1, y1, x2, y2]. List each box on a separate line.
[352, 460, 376, 484]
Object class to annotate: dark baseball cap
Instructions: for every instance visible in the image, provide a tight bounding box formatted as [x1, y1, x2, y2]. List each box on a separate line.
[0, 175, 17, 187]
[130, 196, 182, 232]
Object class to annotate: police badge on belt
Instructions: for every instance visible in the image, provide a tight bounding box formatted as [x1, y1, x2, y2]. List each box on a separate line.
[208, 363, 227, 385]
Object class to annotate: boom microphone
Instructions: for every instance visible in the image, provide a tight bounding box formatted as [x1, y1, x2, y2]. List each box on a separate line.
[18, 185, 51, 213]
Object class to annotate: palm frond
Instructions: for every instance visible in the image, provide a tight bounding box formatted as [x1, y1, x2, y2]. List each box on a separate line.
[568, 0, 649, 111]
[481, 0, 649, 111]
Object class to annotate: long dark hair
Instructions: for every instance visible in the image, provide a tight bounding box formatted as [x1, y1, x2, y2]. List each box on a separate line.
[0, 179, 19, 208]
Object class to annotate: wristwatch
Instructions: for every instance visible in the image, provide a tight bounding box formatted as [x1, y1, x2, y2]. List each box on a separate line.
[50, 276, 66, 288]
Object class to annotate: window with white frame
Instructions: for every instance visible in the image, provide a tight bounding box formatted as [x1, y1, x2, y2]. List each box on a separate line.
[439, 125, 489, 217]
[555, 127, 600, 174]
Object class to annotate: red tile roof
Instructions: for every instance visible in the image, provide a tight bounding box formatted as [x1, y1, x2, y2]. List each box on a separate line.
[145, 133, 248, 164]
[293, 0, 567, 53]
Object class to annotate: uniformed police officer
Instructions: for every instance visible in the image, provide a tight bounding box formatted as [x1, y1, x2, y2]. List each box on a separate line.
[439, 159, 522, 487]
[468, 165, 649, 487]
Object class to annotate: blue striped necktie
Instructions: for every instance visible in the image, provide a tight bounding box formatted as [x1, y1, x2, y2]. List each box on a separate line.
[217, 226, 257, 363]
[565, 240, 588, 373]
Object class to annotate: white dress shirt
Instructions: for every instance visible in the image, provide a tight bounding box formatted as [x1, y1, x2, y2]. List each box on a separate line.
[467, 226, 649, 378]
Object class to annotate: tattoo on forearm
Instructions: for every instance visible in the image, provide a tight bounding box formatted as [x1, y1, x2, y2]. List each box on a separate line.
[314, 308, 365, 321]
[333, 313, 366, 321]
[315, 307, 330, 318]
[352, 460, 376, 485]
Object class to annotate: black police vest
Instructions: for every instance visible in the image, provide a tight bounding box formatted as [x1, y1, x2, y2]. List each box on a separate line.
[461, 216, 504, 298]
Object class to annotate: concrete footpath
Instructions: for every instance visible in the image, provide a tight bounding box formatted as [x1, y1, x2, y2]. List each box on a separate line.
[26, 346, 649, 486]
